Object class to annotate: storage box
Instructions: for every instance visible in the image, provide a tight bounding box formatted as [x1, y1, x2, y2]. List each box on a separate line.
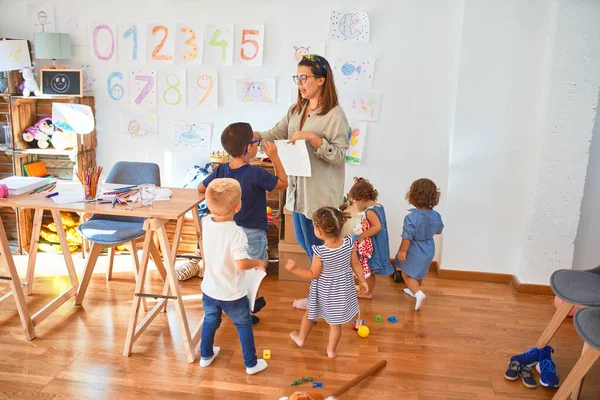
[278, 241, 311, 281]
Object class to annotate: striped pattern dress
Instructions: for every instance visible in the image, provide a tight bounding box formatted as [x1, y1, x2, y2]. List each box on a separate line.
[308, 235, 359, 324]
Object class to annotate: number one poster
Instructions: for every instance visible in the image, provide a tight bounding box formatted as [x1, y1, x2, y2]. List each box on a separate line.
[345, 121, 367, 165]
[118, 22, 146, 64]
[130, 69, 157, 111]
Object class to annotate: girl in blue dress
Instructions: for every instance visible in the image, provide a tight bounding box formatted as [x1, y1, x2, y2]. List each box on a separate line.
[395, 178, 444, 311]
[344, 177, 394, 299]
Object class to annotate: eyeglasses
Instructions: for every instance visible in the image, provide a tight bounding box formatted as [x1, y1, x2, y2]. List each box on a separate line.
[293, 75, 316, 85]
[243, 138, 261, 159]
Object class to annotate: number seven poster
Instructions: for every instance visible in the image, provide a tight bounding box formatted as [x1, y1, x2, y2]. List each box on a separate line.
[130, 69, 157, 111]
[205, 24, 234, 66]
[236, 25, 264, 66]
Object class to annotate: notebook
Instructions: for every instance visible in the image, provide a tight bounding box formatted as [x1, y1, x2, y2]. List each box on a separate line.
[0, 176, 50, 196]
[23, 161, 49, 177]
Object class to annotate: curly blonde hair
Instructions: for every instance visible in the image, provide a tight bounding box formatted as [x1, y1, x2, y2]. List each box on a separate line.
[406, 178, 440, 209]
[312, 206, 350, 237]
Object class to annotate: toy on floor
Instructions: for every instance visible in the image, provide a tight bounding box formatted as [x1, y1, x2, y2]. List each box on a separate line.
[387, 316, 397, 323]
[279, 360, 387, 400]
[263, 349, 271, 360]
[375, 315, 382, 323]
[312, 382, 323, 388]
[353, 319, 365, 330]
[357, 325, 370, 338]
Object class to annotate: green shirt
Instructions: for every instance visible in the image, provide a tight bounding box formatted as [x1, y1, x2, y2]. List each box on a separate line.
[260, 104, 350, 218]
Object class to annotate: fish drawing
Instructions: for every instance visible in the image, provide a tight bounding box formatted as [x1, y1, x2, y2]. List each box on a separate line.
[341, 62, 361, 76]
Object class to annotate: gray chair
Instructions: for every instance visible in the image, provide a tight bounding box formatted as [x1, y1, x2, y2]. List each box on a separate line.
[552, 307, 600, 399]
[74, 161, 164, 307]
[535, 266, 600, 349]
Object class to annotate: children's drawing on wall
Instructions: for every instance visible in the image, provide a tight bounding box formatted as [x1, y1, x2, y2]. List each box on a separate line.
[0, 40, 32, 72]
[120, 113, 158, 138]
[90, 22, 118, 63]
[56, 1, 87, 45]
[329, 10, 370, 43]
[28, 3, 55, 33]
[130, 69, 157, 111]
[175, 24, 204, 65]
[118, 22, 146, 64]
[105, 70, 129, 103]
[339, 90, 382, 122]
[171, 121, 211, 147]
[235, 25, 265, 66]
[205, 25, 234, 66]
[147, 23, 175, 63]
[189, 70, 218, 111]
[283, 42, 326, 67]
[333, 56, 375, 88]
[159, 70, 186, 109]
[236, 78, 276, 104]
[345, 121, 367, 165]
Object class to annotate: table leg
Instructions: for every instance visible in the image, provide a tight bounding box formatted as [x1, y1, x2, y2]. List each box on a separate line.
[50, 210, 79, 289]
[23, 208, 43, 296]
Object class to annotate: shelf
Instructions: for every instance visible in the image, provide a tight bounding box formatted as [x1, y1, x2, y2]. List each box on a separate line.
[14, 148, 79, 156]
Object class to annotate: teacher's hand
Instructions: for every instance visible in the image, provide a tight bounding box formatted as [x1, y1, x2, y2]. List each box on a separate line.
[288, 131, 323, 149]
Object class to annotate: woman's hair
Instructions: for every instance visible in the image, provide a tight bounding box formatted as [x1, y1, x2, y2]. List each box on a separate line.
[293, 54, 338, 116]
[406, 178, 440, 209]
[348, 177, 378, 201]
[312, 206, 350, 238]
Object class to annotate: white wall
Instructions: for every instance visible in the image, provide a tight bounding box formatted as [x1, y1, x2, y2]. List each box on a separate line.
[442, 0, 556, 275]
[0, 0, 463, 258]
[572, 98, 600, 271]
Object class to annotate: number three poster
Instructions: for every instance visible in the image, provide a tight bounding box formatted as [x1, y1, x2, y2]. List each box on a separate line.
[205, 24, 233, 66]
[236, 25, 264, 66]
[175, 24, 204, 64]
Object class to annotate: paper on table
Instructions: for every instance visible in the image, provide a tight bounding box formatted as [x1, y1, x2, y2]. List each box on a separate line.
[274, 140, 311, 177]
[50, 181, 85, 204]
[241, 268, 267, 310]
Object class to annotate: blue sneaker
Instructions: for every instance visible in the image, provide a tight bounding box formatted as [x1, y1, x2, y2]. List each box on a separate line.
[504, 360, 521, 381]
[518, 365, 537, 389]
[536, 346, 560, 388]
[510, 347, 541, 367]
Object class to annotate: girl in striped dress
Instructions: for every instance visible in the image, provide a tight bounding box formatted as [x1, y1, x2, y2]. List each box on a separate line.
[285, 207, 368, 359]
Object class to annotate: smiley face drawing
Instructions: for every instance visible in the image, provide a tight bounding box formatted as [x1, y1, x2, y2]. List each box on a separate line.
[242, 81, 272, 103]
[38, 11, 48, 25]
[50, 74, 70, 94]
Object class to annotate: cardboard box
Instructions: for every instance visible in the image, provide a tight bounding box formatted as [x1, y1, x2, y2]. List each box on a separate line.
[283, 207, 361, 246]
[278, 241, 310, 281]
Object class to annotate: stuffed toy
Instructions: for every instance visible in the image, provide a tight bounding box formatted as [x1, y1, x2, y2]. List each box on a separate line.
[23, 116, 54, 149]
[20, 66, 41, 97]
[51, 130, 77, 150]
[352, 215, 373, 278]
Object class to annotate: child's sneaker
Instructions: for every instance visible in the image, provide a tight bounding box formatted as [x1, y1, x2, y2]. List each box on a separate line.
[518, 365, 537, 388]
[504, 360, 521, 381]
[536, 346, 560, 388]
[510, 347, 541, 367]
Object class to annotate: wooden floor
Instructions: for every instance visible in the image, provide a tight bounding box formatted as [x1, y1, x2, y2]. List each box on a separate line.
[1, 255, 599, 399]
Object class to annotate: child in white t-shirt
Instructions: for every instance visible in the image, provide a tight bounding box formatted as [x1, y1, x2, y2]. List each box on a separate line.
[200, 178, 267, 375]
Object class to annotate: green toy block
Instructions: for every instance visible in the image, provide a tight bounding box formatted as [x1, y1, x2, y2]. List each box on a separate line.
[375, 315, 383, 323]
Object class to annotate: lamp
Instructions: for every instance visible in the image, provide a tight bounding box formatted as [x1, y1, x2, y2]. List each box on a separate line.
[33, 33, 71, 68]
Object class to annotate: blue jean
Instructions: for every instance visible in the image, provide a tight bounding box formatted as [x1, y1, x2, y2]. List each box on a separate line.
[201, 294, 258, 368]
[292, 212, 324, 261]
[241, 227, 268, 261]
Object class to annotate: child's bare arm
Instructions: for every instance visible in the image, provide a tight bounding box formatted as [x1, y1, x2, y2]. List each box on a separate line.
[350, 251, 369, 294]
[396, 239, 411, 262]
[285, 255, 323, 280]
[236, 258, 265, 271]
[357, 209, 382, 242]
[262, 142, 288, 190]
[197, 182, 207, 194]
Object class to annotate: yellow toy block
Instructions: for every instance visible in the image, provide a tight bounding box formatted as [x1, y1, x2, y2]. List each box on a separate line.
[263, 349, 271, 360]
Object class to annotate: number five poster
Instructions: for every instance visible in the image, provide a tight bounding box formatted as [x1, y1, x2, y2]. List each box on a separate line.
[236, 25, 264, 66]
[205, 24, 234, 66]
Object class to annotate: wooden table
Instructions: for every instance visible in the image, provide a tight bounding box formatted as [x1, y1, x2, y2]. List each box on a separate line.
[0, 187, 205, 362]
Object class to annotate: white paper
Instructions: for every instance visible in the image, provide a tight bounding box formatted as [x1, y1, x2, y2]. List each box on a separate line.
[50, 181, 85, 204]
[130, 69, 157, 110]
[52, 103, 95, 134]
[236, 25, 265, 66]
[339, 90, 382, 122]
[346, 121, 367, 165]
[274, 140, 311, 177]
[205, 25, 234, 66]
[242, 268, 267, 311]
[175, 24, 204, 64]
[189, 70, 218, 111]
[171, 121, 211, 148]
[147, 23, 175, 64]
[120, 113, 158, 137]
[29, 2, 55, 33]
[159, 70, 186, 109]
[329, 10, 370, 43]
[90, 22, 117, 62]
[118, 22, 146, 64]
[55, 1, 87, 45]
[332, 56, 375, 88]
[236, 78, 276, 104]
[0, 40, 32, 72]
[0, 176, 49, 196]
[105, 70, 129, 103]
[283, 41, 326, 66]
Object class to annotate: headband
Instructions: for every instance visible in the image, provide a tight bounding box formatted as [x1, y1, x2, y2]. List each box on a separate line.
[302, 54, 327, 77]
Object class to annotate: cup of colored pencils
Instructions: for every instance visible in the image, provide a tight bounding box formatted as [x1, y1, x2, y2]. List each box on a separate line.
[77, 166, 102, 200]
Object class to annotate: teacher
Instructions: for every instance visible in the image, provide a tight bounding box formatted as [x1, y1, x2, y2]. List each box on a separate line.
[259, 54, 349, 260]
